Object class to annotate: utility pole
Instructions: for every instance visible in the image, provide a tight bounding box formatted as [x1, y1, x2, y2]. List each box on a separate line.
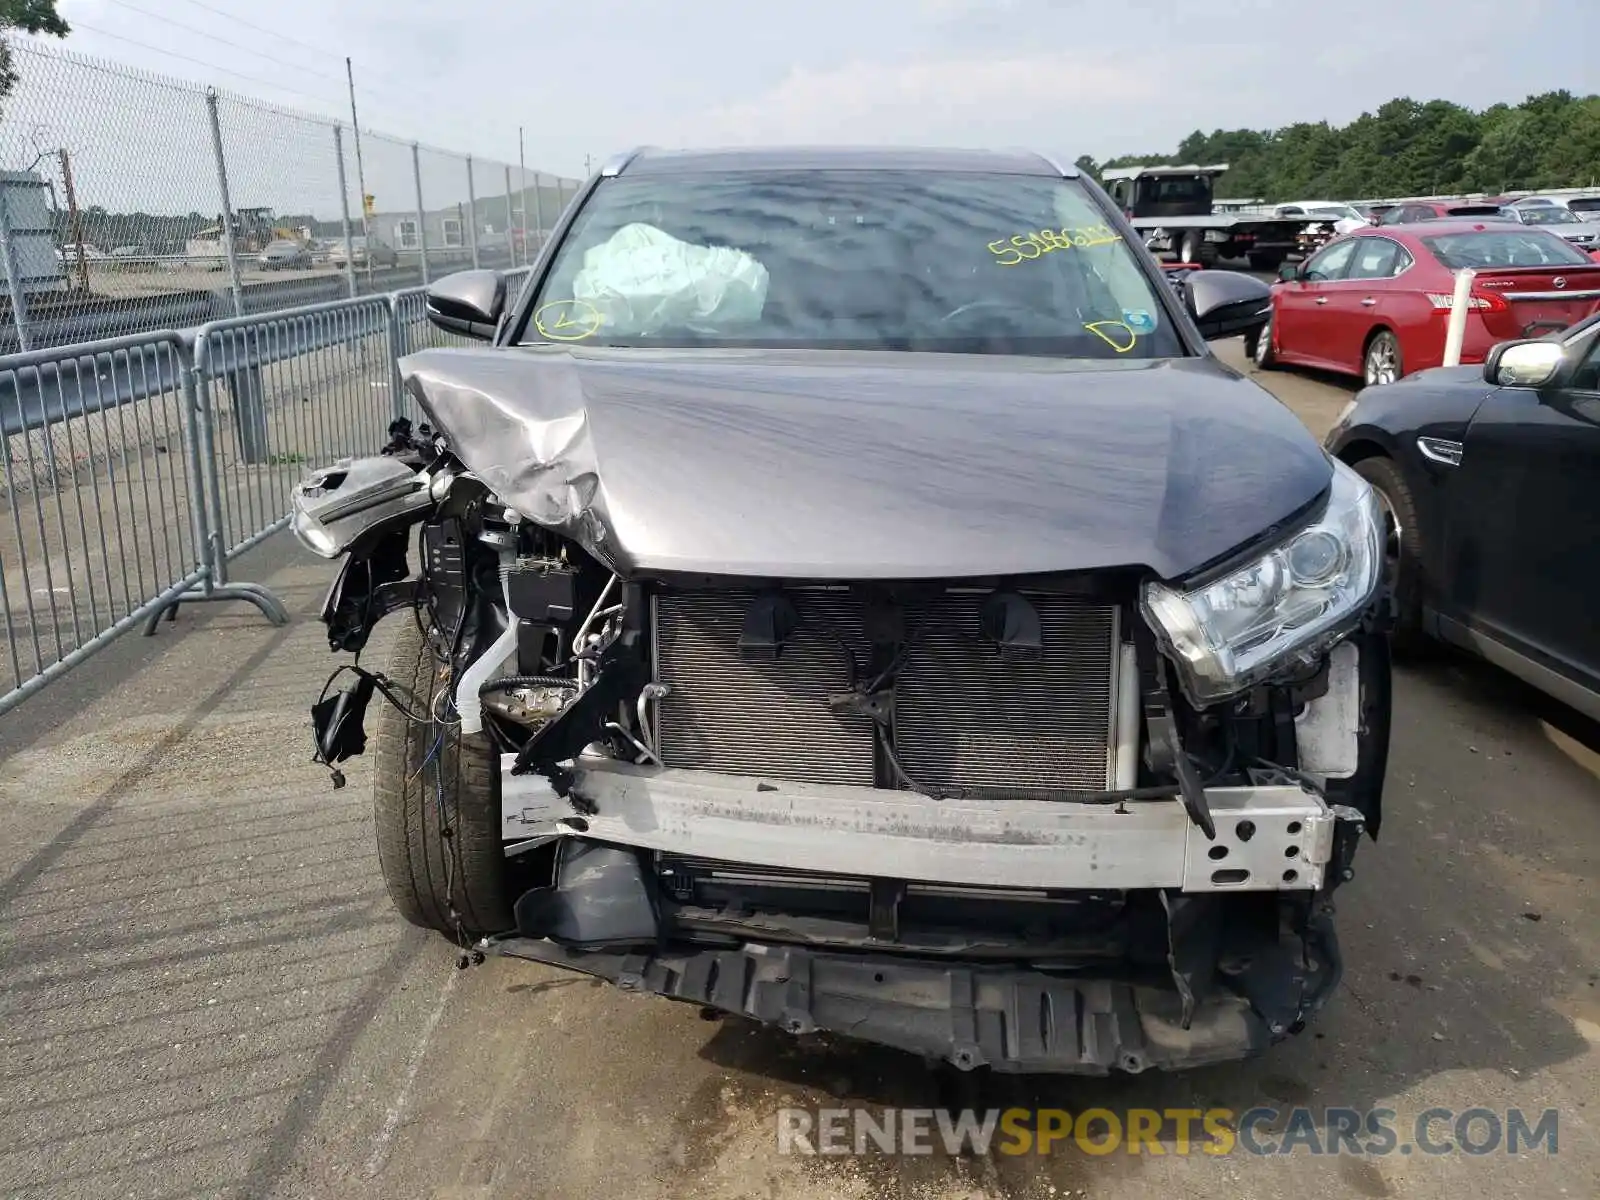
[518, 126, 528, 265]
[58, 148, 90, 292]
[584, 153, 593, 176]
[345, 57, 374, 289]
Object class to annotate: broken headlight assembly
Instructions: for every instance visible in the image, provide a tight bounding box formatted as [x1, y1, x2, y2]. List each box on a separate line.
[290, 457, 451, 559]
[1140, 457, 1383, 707]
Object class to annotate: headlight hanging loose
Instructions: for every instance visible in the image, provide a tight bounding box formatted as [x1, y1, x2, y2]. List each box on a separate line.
[1140, 458, 1383, 707]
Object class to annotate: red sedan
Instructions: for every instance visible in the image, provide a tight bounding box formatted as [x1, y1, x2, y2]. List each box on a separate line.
[1251, 222, 1600, 384]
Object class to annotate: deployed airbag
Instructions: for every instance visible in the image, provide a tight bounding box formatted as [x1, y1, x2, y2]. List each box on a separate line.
[572, 223, 769, 334]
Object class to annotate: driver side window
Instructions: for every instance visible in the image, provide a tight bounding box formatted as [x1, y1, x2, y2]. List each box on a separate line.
[1570, 331, 1600, 392]
[1303, 239, 1357, 282]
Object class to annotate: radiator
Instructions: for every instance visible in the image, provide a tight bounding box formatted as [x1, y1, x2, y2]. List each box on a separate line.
[652, 588, 1119, 791]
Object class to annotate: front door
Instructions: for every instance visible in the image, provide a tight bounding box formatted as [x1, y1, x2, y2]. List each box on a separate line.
[1442, 322, 1600, 695]
[1274, 239, 1358, 370]
[1339, 236, 1414, 374]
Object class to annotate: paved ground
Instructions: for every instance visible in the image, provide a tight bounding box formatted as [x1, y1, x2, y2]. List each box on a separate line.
[1, 342, 1597, 1200]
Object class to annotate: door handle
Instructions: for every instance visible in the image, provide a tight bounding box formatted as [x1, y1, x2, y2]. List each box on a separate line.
[1314, 297, 1328, 305]
[1361, 298, 1377, 307]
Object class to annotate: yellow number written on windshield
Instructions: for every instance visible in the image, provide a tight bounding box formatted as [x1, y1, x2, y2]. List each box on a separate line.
[988, 225, 1121, 266]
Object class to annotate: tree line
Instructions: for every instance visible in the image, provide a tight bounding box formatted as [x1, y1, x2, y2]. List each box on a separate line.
[1077, 92, 1600, 202]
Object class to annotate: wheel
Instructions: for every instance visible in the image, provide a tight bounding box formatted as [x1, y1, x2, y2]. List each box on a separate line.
[1245, 311, 1278, 369]
[1178, 230, 1218, 266]
[1363, 330, 1404, 386]
[1351, 456, 1427, 653]
[1248, 251, 1285, 272]
[372, 619, 513, 937]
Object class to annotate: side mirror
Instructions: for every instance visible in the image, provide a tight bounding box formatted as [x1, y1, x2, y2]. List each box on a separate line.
[1181, 269, 1272, 341]
[1483, 339, 1565, 388]
[425, 269, 505, 340]
[1277, 262, 1300, 283]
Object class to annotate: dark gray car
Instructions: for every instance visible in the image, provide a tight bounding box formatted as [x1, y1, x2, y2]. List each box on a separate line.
[291, 147, 1390, 1074]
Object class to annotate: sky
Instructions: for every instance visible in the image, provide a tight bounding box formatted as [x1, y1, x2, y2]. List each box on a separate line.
[8, 0, 1592, 218]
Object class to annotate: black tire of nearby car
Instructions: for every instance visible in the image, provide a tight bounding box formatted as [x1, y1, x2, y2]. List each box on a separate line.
[1247, 251, 1284, 271]
[1351, 456, 1427, 654]
[1363, 330, 1404, 386]
[372, 619, 514, 937]
[1245, 313, 1278, 369]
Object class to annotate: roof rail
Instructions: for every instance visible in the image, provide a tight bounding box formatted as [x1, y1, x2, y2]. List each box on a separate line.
[600, 146, 654, 178]
[1032, 151, 1080, 178]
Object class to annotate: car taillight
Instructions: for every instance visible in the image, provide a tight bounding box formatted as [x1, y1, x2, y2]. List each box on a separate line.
[1426, 292, 1509, 313]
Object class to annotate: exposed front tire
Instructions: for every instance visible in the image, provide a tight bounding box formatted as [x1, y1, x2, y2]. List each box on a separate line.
[1351, 456, 1427, 654]
[1363, 330, 1404, 386]
[372, 619, 513, 937]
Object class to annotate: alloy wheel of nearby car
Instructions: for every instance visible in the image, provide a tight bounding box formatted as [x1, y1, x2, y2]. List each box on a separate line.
[1250, 313, 1278, 369]
[1363, 331, 1402, 386]
[1351, 455, 1425, 652]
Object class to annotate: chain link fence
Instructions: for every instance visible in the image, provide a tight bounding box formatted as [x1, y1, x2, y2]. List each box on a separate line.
[1, 37, 581, 518]
[0, 39, 583, 360]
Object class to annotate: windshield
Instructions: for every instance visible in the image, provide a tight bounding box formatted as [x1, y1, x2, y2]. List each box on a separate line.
[1309, 206, 1362, 221]
[265, 240, 299, 251]
[520, 170, 1183, 359]
[1519, 207, 1580, 225]
[1421, 229, 1592, 269]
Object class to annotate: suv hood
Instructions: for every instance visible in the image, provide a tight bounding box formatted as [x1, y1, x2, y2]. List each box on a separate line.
[402, 346, 1330, 581]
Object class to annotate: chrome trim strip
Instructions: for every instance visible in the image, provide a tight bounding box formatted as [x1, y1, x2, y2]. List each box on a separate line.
[1416, 436, 1463, 466]
[1440, 617, 1600, 724]
[599, 146, 653, 177]
[1502, 288, 1600, 301]
[1033, 151, 1081, 178]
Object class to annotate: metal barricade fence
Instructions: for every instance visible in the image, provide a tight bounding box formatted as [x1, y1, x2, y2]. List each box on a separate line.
[192, 295, 397, 565]
[1, 266, 545, 716]
[0, 331, 285, 715]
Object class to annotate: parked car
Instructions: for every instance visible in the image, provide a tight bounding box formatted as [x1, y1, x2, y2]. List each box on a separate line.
[288, 146, 1387, 1076]
[1325, 313, 1599, 719]
[1250, 222, 1600, 383]
[1377, 200, 1509, 225]
[258, 239, 312, 270]
[1568, 197, 1600, 223]
[328, 236, 398, 269]
[1496, 203, 1600, 251]
[55, 243, 107, 264]
[1274, 201, 1372, 236]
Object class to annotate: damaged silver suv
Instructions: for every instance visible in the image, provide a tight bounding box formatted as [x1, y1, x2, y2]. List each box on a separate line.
[292, 146, 1391, 1075]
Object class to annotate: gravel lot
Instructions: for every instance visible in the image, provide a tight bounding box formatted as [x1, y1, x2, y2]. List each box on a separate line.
[0, 340, 1595, 1200]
